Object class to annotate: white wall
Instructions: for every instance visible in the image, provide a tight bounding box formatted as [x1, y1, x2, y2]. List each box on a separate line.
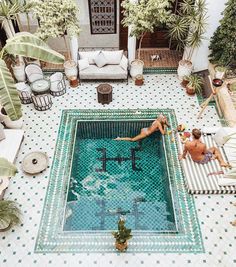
[191, 0, 227, 71]
[18, 0, 120, 51]
[77, 0, 119, 49]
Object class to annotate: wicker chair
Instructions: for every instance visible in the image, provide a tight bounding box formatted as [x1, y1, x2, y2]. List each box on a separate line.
[25, 64, 44, 83]
[49, 72, 66, 96]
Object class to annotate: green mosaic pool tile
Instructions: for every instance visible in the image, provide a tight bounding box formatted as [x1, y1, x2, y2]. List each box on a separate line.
[65, 129, 176, 232]
[35, 109, 204, 253]
[143, 67, 177, 74]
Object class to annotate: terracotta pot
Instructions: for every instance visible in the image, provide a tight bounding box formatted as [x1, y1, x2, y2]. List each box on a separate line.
[135, 75, 144, 86]
[69, 76, 79, 88]
[115, 241, 128, 252]
[186, 85, 195, 96]
[181, 79, 189, 88]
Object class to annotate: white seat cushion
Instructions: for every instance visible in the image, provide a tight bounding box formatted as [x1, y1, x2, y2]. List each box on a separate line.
[102, 50, 123, 64]
[80, 65, 127, 80]
[94, 52, 108, 68]
[78, 51, 100, 64]
[78, 58, 89, 70]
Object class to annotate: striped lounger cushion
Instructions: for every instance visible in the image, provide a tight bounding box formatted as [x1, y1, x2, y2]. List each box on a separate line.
[178, 134, 236, 194]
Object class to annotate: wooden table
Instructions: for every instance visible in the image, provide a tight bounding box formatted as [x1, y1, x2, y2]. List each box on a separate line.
[97, 84, 113, 104]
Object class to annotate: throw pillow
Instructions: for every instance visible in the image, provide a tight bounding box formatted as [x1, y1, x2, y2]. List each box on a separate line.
[213, 127, 236, 146]
[78, 58, 89, 71]
[102, 50, 123, 64]
[94, 52, 108, 68]
[119, 55, 128, 70]
[78, 51, 100, 64]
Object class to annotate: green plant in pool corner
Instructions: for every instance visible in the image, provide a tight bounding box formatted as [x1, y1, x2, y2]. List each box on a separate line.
[0, 32, 65, 121]
[0, 157, 21, 232]
[112, 218, 132, 252]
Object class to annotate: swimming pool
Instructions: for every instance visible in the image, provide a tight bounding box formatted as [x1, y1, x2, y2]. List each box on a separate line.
[63, 120, 176, 232]
[35, 109, 203, 253]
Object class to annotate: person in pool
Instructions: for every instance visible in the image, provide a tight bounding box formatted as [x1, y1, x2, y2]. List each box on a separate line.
[114, 114, 169, 142]
[179, 128, 230, 167]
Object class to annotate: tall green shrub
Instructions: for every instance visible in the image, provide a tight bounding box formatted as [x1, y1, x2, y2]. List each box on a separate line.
[208, 0, 236, 66]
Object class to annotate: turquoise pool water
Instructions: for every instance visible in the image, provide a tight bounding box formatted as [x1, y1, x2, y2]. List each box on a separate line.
[63, 120, 176, 232]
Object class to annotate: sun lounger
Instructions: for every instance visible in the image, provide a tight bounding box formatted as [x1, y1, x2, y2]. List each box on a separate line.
[178, 133, 236, 194]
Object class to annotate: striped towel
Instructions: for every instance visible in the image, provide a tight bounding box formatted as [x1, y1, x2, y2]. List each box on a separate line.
[178, 134, 236, 194]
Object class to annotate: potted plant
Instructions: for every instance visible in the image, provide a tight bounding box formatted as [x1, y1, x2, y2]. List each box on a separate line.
[0, 157, 21, 232]
[33, 0, 80, 79]
[0, 200, 21, 232]
[0, 32, 65, 127]
[112, 218, 132, 252]
[215, 66, 227, 79]
[167, 0, 208, 80]
[121, 0, 172, 78]
[185, 74, 203, 95]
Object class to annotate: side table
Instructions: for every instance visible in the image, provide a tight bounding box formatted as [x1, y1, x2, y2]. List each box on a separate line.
[97, 84, 113, 104]
[31, 79, 50, 95]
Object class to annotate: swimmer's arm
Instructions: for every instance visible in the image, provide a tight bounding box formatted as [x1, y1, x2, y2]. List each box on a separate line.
[157, 122, 165, 135]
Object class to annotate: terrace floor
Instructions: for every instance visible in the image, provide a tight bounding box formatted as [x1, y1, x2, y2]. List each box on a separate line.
[1, 73, 236, 266]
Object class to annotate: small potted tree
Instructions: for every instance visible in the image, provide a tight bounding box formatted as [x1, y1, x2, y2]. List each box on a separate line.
[185, 74, 203, 95]
[112, 218, 132, 252]
[121, 0, 172, 78]
[168, 0, 208, 80]
[33, 0, 80, 79]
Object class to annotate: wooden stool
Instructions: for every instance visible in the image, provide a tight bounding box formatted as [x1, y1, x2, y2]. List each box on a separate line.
[97, 84, 112, 104]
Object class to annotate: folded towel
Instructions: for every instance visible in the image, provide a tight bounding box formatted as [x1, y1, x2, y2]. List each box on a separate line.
[218, 168, 236, 186]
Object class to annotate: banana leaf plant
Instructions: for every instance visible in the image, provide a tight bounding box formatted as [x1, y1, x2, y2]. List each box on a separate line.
[0, 200, 21, 232]
[0, 32, 65, 121]
[0, 157, 18, 177]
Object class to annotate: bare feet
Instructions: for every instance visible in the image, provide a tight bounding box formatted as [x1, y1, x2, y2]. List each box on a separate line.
[220, 162, 231, 168]
[113, 137, 121, 140]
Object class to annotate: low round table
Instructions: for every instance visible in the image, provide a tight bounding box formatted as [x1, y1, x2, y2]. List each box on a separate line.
[31, 79, 50, 95]
[97, 84, 112, 104]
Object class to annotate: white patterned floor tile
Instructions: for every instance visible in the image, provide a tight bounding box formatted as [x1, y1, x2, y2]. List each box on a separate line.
[1, 74, 236, 266]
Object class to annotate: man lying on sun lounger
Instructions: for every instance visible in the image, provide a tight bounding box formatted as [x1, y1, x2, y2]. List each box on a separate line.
[179, 128, 230, 167]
